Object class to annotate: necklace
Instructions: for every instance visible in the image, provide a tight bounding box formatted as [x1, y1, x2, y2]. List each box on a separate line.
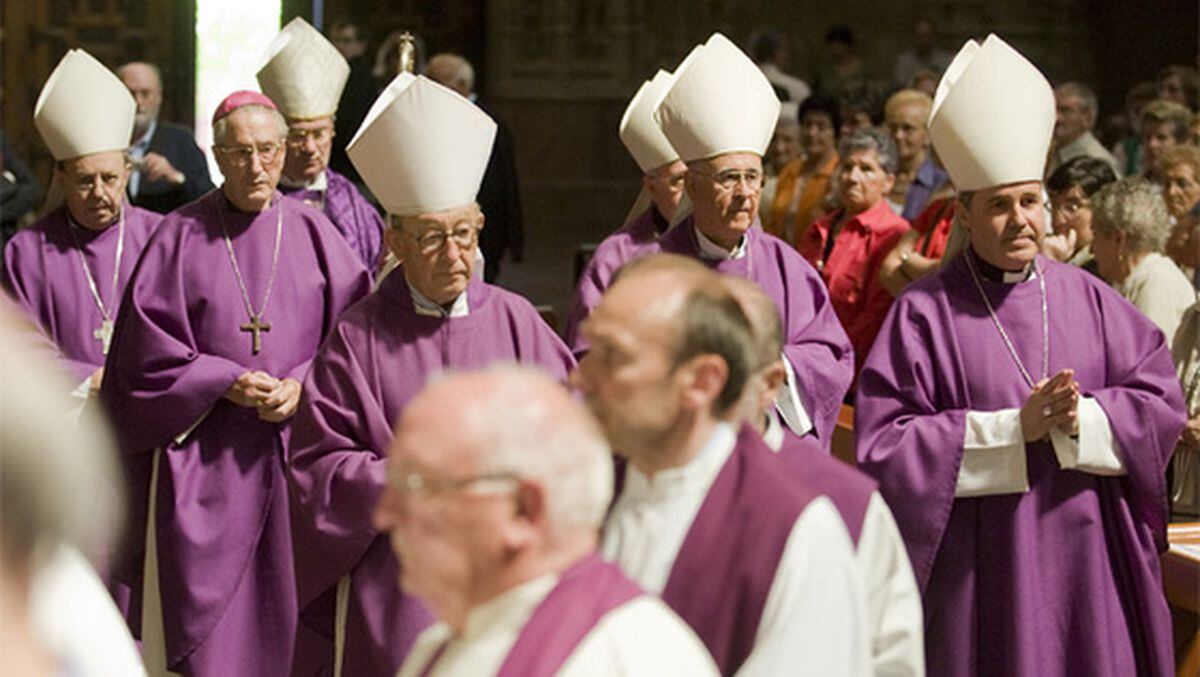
[218, 197, 283, 355]
[964, 250, 1049, 389]
[68, 210, 125, 354]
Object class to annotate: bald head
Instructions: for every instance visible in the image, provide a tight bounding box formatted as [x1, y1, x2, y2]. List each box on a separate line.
[425, 53, 475, 98]
[117, 62, 163, 137]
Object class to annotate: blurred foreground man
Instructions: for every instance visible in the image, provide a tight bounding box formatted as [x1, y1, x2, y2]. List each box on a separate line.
[378, 367, 718, 676]
[101, 91, 369, 676]
[855, 35, 1186, 676]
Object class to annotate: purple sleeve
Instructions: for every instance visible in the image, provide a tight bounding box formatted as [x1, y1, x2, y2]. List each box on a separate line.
[563, 244, 626, 358]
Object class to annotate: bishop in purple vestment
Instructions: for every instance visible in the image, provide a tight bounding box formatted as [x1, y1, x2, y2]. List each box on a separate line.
[855, 35, 1186, 676]
[100, 95, 370, 676]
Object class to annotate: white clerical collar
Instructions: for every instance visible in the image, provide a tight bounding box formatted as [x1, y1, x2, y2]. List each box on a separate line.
[694, 225, 748, 260]
[458, 571, 558, 642]
[410, 283, 470, 318]
[279, 169, 328, 192]
[623, 423, 737, 503]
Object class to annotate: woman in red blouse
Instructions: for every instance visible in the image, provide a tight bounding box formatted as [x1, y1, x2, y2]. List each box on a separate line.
[798, 129, 910, 380]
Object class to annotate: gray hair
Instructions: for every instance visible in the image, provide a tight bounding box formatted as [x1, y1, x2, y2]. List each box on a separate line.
[463, 366, 614, 537]
[1091, 177, 1172, 254]
[1056, 82, 1098, 116]
[838, 128, 899, 175]
[212, 104, 288, 145]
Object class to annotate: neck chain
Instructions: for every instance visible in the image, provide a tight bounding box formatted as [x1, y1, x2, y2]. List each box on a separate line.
[67, 209, 125, 354]
[963, 250, 1049, 389]
[218, 197, 283, 355]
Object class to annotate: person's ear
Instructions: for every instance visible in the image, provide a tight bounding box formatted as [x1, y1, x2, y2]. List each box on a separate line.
[677, 354, 730, 413]
[384, 223, 407, 263]
[501, 480, 546, 553]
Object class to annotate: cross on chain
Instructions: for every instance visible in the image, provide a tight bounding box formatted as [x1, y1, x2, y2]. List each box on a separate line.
[240, 314, 271, 355]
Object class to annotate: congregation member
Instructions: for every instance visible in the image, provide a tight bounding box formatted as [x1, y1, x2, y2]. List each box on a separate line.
[0, 131, 44, 245]
[725, 275, 924, 676]
[883, 89, 948, 220]
[654, 32, 855, 445]
[100, 91, 371, 676]
[377, 367, 718, 676]
[5, 50, 161, 401]
[856, 34, 1187, 676]
[1158, 144, 1200, 286]
[1047, 82, 1122, 178]
[116, 61, 213, 213]
[1090, 177, 1194, 340]
[1171, 300, 1200, 516]
[574, 253, 871, 676]
[877, 193, 957, 296]
[259, 17, 385, 272]
[287, 72, 575, 676]
[798, 129, 910, 379]
[1111, 81, 1158, 177]
[838, 80, 887, 138]
[1157, 64, 1199, 111]
[748, 29, 811, 104]
[326, 15, 377, 184]
[891, 17, 952, 88]
[1040, 155, 1117, 275]
[766, 111, 802, 177]
[1139, 99, 1192, 182]
[762, 95, 840, 244]
[564, 69, 686, 353]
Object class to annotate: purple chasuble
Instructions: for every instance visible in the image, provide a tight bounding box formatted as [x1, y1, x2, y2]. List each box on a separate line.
[563, 205, 669, 354]
[3, 204, 161, 383]
[777, 430, 876, 545]
[287, 271, 576, 676]
[281, 167, 385, 272]
[659, 425, 824, 675]
[659, 220, 854, 446]
[100, 190, 370, 675]
[855, 251, 1186, 676]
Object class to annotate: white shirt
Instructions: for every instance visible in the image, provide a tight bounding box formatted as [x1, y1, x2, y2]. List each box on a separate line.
[762, 414, 925, 676]
[398, 570, 718, 677]
[759, 63, 812, 105]
[1117, 252, 1195, 341]
[279, 169, 330, 192]
[603, 424, 871, 676]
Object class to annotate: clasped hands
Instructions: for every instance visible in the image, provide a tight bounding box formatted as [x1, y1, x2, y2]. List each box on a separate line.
[1020, 369, 1079, 442]
[224, 371, 301, 422]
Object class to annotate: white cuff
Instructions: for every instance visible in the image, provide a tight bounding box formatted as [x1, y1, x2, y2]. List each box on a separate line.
[67, 375, 92, 426]
[1048, 396, 1125, 476]
[957, 409, 1030, 497]
[776, 355, 814, 438]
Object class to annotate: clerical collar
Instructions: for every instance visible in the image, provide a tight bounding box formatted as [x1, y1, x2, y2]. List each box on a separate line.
[410, 283, 469, 318]
[279, 170, 328, 192]
[967, 247, 1033, 284]
[694, 225, 748, 260]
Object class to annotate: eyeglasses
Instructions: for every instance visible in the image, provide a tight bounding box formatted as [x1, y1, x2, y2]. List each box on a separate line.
[286, 126, 334, 149]
[389, 466, 520, 499]
[1049, 197, 1090, 216]
[214, 142, 283, 167]
[68, 173, 125, 194]
[410, 224, 480, 254]
[694, 168, 764, 193]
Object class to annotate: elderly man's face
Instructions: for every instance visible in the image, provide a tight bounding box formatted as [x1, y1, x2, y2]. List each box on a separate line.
[958, 181, 1046, 271]
[573, 272, 686, 457]
[685, 152, 763, 246]
[373, 395, 513, 623]
[1142, 122, 1179, 168]
[644, 160, 687, 221]
[837, 148, 894, 215]
[1164, 162, 1200, 218]
[1054, 93, 1093, 144]
[283, 117, 335, 184]
[214, 107, 285, 212]
[56, 151, 132, 231]
[886, 103, 929, 164]
[769, 121, 802, 171]
[388, 204, 482, 305]
[119, 64, 163, 137]
[801, 111, 836, 160]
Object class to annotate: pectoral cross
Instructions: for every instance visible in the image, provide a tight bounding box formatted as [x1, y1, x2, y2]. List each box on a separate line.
[240, 314, 271, 355]
[94, 319, 114, 355]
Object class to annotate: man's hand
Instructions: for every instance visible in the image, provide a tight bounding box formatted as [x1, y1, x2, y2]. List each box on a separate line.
[256, 378, 302, 423]
[224, 371, 279, 408]
[1020, 369, 1079, 442]
[1041, 229, 1077, 262]
[89, 367, 105, 395]
[141, 152, 184, 185]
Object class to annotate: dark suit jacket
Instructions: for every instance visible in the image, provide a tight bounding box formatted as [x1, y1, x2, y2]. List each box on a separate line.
[476, 104, 524, 283]
[130, 121, 214, 214]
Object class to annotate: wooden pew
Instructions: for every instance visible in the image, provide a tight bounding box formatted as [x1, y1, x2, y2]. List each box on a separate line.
[1164, 522, 1199, 677]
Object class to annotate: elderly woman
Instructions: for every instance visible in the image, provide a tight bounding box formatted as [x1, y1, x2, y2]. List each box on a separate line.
[763, 95, 841, 244]
[1041, 155, 1118, 275]
[1172, 300, 1200, 516]
[1139, 99, 1192, 181]
[884, 89, 948, 220]
[1091, 177, 1195, 339]
[798, 128, 909, 377]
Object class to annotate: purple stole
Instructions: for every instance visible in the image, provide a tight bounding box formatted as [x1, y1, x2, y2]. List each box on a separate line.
[659, 425, 821, 674]
[778, 430, 876, 545]
[421, 555, 642, 676]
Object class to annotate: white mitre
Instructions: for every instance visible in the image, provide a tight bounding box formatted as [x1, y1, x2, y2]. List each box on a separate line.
[928, 34, 1055, 192]
[257, 17, 350, 120]
[654, 32, 780, 163]
[347, 74, 497, 216]
[620, 70, 680, 173]
[34, 50, 135, 161]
